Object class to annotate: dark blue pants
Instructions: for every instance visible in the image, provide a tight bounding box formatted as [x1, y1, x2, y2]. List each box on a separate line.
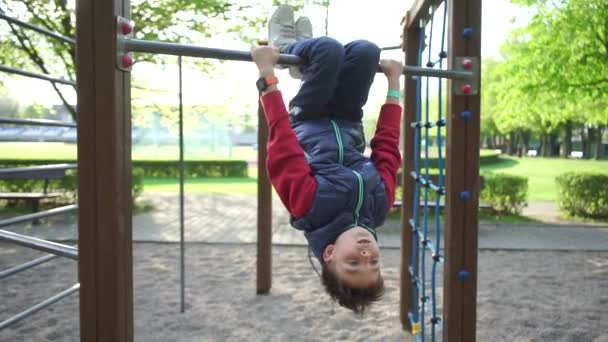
[282, 37, 381, 123]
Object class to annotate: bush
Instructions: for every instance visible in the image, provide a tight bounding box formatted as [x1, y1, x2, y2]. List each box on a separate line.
[0, 167, 145, 207]
[480, 173, 528, 214]
[0, 159, 248, 178]
[556, 172, 608, 219]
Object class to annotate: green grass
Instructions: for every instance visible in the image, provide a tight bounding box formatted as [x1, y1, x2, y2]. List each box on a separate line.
[480, 156, 608, 201]
[0, 142, 257, 161]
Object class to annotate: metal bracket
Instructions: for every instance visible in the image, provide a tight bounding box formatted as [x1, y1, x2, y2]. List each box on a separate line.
[453, 56, 479, 95]
[116, 16, 134, 72]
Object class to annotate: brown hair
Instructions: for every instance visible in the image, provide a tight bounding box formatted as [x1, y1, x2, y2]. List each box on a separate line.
[321, 262, 385, 315]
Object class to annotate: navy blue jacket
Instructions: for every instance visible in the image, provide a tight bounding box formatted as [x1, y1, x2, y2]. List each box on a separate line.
[289, 117, 390, 261]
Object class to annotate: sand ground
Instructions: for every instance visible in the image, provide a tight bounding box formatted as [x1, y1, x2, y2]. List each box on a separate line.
[1, 242, 607, 342]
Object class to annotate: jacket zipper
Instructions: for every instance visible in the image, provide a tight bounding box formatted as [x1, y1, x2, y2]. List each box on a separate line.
[331, 120, 373, 235]
[330, 120, 344, 165]
[351, 170, 364, 226]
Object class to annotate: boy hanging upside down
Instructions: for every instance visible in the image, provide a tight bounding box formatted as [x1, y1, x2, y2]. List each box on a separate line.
[251, 5, 403, 314]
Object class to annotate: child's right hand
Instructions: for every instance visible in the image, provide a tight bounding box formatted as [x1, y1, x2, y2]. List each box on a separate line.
[251, 45, 280, 74]
[380, 59, 404, 80]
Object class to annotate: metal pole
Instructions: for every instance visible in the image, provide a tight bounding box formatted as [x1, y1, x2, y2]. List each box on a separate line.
[0, 117, 76, 128]
[0, 13, 75, 45]
[0, 64, 75, 86]
[0, 254, 58, 280]
[0, 283, 80, 330]
[0, 229, 78, 260]
[178, 56, 186, 313]
[122, 38, 473, 80]
[0, 205, 78, 228]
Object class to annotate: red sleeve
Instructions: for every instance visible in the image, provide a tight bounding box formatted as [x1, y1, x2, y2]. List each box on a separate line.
[260, 91, 317, 218]
[370, 104, 402, 210]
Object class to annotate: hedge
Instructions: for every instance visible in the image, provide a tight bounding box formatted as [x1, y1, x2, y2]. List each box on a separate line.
[480, 173, 528, 214]
[556, 172, 608, 219]
[0, 159, 248, 178]
[0, 168, 144, 206]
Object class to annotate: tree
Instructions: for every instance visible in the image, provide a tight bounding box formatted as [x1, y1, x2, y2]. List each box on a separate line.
[487, 0, 607, 158]
[0, 0, 322, 122]
[0, 79, 20, 117]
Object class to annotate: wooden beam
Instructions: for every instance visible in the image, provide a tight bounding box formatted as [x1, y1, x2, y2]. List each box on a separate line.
[76, 0, 134, 340]
[406, 0, 445, 29]
[400, 22, 421, 331]
[443, 0, 481, 341]
[256, 99, 272, 294]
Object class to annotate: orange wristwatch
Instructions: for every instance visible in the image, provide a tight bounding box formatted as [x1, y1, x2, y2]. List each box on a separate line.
[256, 76, 279, 92]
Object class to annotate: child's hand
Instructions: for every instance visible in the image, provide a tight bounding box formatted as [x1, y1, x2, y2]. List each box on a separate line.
[380, 59, 403, 79]
[251, 45, 280, 75]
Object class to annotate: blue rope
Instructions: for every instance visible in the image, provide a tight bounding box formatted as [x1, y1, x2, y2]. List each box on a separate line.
[409, 1, 448, 341]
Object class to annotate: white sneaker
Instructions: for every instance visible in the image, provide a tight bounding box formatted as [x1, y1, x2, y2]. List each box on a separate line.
[295, 16, 313, 41]
[268, 5, 296, 51]
[287, 16, 312, 79]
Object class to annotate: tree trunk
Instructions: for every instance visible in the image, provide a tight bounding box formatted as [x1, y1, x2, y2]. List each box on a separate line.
[581, 127, 589, 158]
[540, 134, 549, 157]
[522, 130, 531, 155]
[506, 132, 515, 155]
[550, 132, 560, 156]
[586, 127, 596, 159]
[594, 126, 604, 160]
[562, 121, 572, 158]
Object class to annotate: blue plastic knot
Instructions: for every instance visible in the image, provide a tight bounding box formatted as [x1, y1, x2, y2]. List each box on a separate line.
[462, 27, 474, 39]
[436, 118, 447, 127]
[430, 317, 441, 324]
[439, 51, 447, 58]
[458, 269, 470, 282]
[459, 191, 471, 201]
[460, 110, 472, 122]
[426, 61, 434, 67]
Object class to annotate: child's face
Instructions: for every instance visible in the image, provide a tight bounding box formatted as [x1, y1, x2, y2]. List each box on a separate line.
[323, 227, 381, 288]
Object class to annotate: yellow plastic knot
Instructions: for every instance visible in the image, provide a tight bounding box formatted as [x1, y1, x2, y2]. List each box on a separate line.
[412, 322, 421, 335]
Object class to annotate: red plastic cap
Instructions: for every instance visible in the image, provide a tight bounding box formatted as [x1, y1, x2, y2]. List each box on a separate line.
[121, 54, 134, 68]
[461, 84, 472, 94]
[462, 59, 473, 69]
[121, 22, 133, 35]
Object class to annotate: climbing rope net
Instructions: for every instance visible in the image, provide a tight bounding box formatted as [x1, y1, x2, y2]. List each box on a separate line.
[408, 1, 448, 341]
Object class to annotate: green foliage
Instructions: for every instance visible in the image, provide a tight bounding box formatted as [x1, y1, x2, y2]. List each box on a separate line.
[0, 159, 248, 178]
[134, 160, 248, 177]
[0, 0, 327, 121]
[481, 0, 608, 140]
[556, 172, 608, 218]
[0, 168, 144, 205]
[480, 173, 528, 214]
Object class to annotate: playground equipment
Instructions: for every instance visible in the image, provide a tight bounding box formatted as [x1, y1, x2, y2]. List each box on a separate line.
[1, 0, 480, 340]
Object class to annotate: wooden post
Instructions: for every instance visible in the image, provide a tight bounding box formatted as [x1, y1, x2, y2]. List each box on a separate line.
[76, 0, 134, 341]
[443, 0, 481, 341]
[400, 20, 421, 331]
[256, 99, 272, 294]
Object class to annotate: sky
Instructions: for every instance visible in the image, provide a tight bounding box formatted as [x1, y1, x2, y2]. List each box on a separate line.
[4, 0, 529, 113]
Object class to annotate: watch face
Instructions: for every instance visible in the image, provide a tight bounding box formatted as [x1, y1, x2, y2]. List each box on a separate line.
[256, 78, 266, 92]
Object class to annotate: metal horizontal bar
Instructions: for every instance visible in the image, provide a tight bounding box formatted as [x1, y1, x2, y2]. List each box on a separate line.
[0, 283, 80, 330]
[0, 117, 76, 128]
[0, 204, 77, 229]
[0, 65, 75, 86]
[0, 164, 77, 181]
[0, 254, 58, 280]
[123, 38, 473, 80]
[0, 229, 78, 259]
[0, 13, 75, 45]
[381, 45, 402, 51]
